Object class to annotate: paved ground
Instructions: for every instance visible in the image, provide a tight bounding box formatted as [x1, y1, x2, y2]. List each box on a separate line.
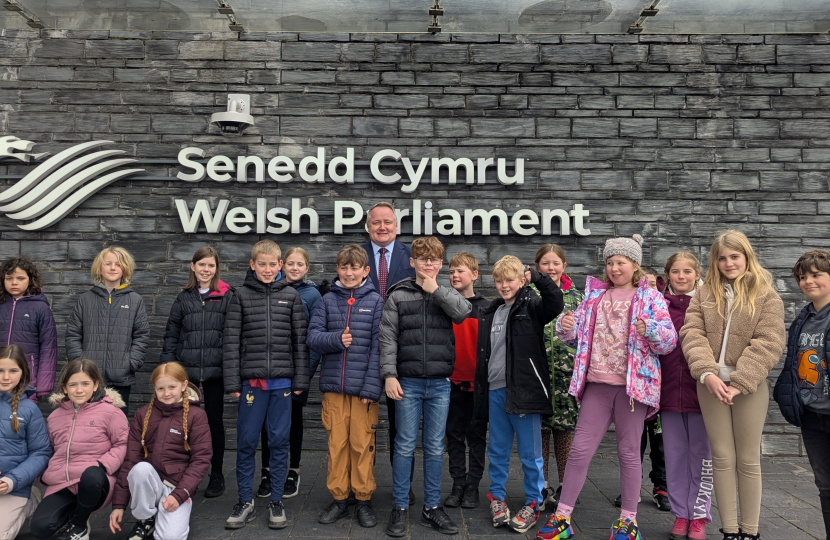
[16, 435, 825, 539]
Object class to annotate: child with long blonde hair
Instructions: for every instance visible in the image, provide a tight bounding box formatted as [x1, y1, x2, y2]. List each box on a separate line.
[681, 231, 785, 540]
[109, 362, 212, 540]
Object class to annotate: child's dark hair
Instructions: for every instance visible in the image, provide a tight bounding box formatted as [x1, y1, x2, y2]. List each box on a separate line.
[792, 249, 830, 281]
[57, 359, 106, 403]
[0, 257, 42, 303]
[184, 246, 220, 292]
[0, 344, 30, 432]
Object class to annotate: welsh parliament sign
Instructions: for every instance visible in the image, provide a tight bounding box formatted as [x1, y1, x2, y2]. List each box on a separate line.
[0, 136, 591, 237]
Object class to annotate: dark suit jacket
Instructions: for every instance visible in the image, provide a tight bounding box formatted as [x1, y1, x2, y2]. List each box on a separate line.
[361, 240, 415, 297]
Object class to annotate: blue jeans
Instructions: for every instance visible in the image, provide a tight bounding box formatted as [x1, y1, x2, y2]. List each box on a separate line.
[235, 384, 292, 502]
[487, 388, 545, 506]
[392, 377, 451, 509]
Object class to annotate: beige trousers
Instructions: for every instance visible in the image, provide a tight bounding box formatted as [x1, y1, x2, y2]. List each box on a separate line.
[697, 381, 769, 535]
[0, 492, 37, 540]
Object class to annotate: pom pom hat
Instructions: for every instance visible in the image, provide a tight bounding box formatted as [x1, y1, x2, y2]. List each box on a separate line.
[603, 234, 644, 265]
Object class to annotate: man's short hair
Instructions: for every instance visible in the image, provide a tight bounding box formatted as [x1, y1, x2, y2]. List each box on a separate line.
[492, 255, 524, 281]
[792, 249, 830, 280]
[449, 252, 479, 273]
[367, 202, 397, 222]
[251, 239, 281, 261]
[410, 236, 445, 260]
[336, 244, 370, 268]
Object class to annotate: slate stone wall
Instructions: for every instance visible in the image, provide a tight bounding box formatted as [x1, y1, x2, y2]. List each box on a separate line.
[1, 29, 829, 455]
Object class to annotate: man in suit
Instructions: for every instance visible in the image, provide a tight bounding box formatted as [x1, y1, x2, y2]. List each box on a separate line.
[360, 201, 417, 505]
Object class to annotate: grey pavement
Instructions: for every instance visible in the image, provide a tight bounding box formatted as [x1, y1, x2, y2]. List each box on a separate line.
[16, 435, 823, 539]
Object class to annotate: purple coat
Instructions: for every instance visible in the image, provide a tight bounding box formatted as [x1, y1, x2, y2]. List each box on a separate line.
[0, 291, 58, 399]
[658, 279, 700, 413]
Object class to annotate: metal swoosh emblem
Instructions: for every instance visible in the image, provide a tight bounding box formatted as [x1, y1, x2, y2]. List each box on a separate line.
[0, 138, 144, 231]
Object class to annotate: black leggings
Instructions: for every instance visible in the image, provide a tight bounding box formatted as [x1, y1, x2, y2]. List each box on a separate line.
[261, 400, 304, 470]
[30, 465, 109, 539]
[200, 378, 226, 473]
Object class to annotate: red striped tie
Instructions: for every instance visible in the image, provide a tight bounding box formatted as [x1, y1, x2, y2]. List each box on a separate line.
[378, 247, 388, 299]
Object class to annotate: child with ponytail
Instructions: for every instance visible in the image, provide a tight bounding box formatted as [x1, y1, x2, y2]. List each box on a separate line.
[0, 344, 51, 540]
[657, 252, 712, 540]
[681, 231, 785, 540]
[109, 362, 212, 540]
[32, 359, 129, 540]
[537, 235, 677, 540]
[0, 257, 58, 402]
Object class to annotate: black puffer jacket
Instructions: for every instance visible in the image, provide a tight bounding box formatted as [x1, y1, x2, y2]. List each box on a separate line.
[379, 278, 471, 379]
[160, 280, 234, 383]
[474, 271, 564, 419]
[223, 270, 309, 394]
[65, 284, 150, 387]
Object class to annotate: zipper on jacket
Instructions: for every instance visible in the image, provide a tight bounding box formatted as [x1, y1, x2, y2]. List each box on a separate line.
[528, 358, 549, 399]
[6, 298, 16, 345]
[65, 408, 79, 482]
[341, 289, 355, 394]
[105, 290, 113, 377]
[200, 294, 206, 383]
[422, 295, 427, 375]
[266, 286, 271, 376]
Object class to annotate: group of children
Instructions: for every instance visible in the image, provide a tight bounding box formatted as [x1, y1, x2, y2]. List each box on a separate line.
[0, 224, 826, 540]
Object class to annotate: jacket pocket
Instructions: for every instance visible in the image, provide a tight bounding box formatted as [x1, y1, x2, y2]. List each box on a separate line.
[164, 463, 185, 475]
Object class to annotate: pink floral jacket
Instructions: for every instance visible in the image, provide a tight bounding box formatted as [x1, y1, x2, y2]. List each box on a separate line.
[555, 276, 677, 415]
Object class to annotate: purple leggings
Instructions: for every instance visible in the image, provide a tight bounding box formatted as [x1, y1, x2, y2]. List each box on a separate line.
[559, 383, 648, 513]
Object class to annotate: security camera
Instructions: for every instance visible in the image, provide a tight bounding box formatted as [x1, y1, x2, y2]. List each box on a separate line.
[210, 94, 254, 135]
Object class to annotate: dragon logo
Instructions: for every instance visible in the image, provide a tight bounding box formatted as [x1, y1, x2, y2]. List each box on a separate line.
[0, 138, 144, 231]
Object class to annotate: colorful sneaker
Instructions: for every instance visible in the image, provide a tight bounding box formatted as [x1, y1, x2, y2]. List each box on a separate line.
[670, 517, 690, 540]
[509, 501, 539, 533]
[609, 518, 642, 540]
[535, 514, 574, 540]
[488, 494, 511, 527]
[687, 519, 707, 540]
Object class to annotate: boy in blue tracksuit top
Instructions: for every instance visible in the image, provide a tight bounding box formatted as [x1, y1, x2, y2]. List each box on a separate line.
[307, 244, 384, 529]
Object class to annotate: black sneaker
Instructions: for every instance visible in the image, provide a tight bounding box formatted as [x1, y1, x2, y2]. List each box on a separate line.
[740, 532, 760, 540]
[720, 528, 743, 540]
[461, 485, 479, 508]
[319, 500, 349, 524]
[386, 507, 408, 537]
[57, 521, 90, 540]
[205, 471, 225, 498]
[284, 470, 300, 499]
[128, 518, 155, 540]
[420, 506, 459, 535]
[652, 486, 671, 512]
[356, 501, 378, 528]
[444, 483, 465, 507]
[614, 493, 641, 508]
[540, 486, 556, 511]
[257, 469, 271, 498]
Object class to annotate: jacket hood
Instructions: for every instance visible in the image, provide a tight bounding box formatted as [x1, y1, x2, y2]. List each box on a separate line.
[152, 381, 202, 413]
[1, 290, 49, 305]
[285, 278, 317, 290]
[387, 277, 418, 295]
[332, 278, 377, 298]
[0, 385, 36, 401]
[243, 269, 288, 293]
[48, 387, 125, 409]
[207, 279, 232, 297]
[560, 274, 573, 292]
[90, 283, 133, 297]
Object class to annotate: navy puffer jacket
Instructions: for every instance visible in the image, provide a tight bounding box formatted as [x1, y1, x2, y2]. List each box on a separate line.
[774, 304, 822, 427]
[286, 279, 322, 406]
[160, 280, 234, 383]
[307, 279, 384, 401]
[0, 291, 58, 399]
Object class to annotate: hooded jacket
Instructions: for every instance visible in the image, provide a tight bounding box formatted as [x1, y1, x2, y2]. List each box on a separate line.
[473, 271, 564, 419]
[286, 279, 323, 406]
[160, 281, 234, 383]
[0, 387, 51, 498]
[450, 293, 491, 388]
[379, 278, 472, 380]
[112, 383, 212, 508]
[657, 277, 700, 413]
[42, 388, 129, 505]
[774, 302, 829, 427]
[222, 270, 310, 394]
[681, 283, 785, 395]
[64, 284, 150, 387]
[556, 276, 677, 416]
[307, 278, 384, 401]
[0, 291, 58, 399]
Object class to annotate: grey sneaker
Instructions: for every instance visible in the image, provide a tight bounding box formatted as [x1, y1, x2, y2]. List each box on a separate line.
[269, 500, 288, 529]
[225, 500, 256, 529]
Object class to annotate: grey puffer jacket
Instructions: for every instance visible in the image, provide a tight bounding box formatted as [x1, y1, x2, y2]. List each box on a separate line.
[379, 278, 471, 379]
[223, 270, 310, 394]
[65, 284, 150, 386]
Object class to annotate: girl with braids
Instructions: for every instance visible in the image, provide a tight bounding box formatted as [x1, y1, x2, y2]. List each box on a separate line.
[0, 256, 58, 402]
[109, 362, 212, 540]
[32, 359, 129, 540]
[532, 244, 582, 511]
[0, 344, 51, 540]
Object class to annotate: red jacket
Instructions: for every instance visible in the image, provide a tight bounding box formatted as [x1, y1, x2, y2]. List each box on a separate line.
[658, 278, 700, 413]
[112, 383, 212, 508]
[450, 294, 491, 388]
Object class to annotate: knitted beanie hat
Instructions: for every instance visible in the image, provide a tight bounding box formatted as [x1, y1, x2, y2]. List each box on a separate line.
[603, 234, 644, 265]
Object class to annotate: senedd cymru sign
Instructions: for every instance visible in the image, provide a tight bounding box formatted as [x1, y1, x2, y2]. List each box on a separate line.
[0, 137, 592, 237]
